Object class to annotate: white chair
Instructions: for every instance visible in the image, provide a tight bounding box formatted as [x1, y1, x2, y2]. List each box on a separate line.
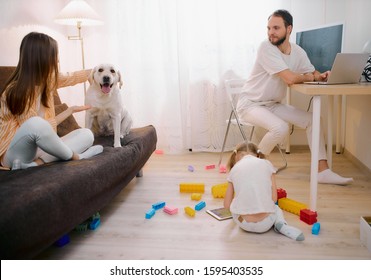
[219, 79, 287, 172]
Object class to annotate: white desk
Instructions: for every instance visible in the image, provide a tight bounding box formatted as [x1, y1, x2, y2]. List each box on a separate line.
[290, 82, 371, 211]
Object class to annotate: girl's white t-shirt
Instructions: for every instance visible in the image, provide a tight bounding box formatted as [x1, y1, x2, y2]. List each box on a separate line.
[227, 155, 276, 215]
[237, 40, 315, 112]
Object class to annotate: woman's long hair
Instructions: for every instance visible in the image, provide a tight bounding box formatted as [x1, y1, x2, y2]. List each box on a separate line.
[227, 141, 266, 170]
[1, 32, 59, 115]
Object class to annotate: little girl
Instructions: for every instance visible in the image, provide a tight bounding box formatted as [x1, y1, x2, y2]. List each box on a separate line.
[224, 141, 304, 241]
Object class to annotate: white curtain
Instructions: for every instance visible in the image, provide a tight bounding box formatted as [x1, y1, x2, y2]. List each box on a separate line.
[73, 0, 285, 153]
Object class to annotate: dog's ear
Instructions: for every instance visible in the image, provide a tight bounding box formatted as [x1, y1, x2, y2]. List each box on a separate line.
[88, 67, 96, 85]
[118, 70, 124, 89]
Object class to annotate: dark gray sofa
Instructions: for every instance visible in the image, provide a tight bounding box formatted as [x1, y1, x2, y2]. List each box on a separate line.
[0, 66, 157, 259]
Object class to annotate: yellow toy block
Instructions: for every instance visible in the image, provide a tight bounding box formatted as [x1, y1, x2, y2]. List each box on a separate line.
[211, 182, 228, 198]
[191, 193, 202, 201]
[184, 206, 196, 217]
[278, 198, 307, 216]
[179, 183, 205, 193]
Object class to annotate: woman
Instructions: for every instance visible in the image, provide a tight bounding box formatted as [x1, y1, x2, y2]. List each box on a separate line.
[0, 32, 102, 170]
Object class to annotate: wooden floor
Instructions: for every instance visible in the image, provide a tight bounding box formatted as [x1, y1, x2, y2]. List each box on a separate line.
[36, 148, 371, 260]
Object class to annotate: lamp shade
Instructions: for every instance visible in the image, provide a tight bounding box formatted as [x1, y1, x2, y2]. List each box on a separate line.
[55, 0, 103, 26]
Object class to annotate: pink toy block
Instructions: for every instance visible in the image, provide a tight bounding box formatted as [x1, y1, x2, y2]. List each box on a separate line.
[205, 164, 215, 170]
[300, 209, 318, 225]
[164, 205, 178, 215]
[219, 164, 227, 173]
[154, 149, 164, 154]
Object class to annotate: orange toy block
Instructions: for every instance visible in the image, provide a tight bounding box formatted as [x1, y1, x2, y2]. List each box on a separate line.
[278, 197, 307, 216]
[211, 182, 228, 198]
[179, 183, 205, 193]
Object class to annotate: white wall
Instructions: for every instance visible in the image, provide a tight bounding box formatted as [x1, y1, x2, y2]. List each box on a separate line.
[0, 0, 370, 169]
[288, 0, 371, 170]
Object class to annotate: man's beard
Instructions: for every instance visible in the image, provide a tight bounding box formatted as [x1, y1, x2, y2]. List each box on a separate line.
[270, 35, 286, 46]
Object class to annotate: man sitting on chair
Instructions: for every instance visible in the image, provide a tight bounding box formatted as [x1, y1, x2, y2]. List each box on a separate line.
[236, 9, 352, 185]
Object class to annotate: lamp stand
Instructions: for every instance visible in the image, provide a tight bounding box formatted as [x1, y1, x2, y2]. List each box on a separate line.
[67, 21, 86, 95]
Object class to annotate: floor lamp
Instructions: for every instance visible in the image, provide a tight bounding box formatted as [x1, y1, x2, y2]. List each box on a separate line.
[55, 0, 103, 94]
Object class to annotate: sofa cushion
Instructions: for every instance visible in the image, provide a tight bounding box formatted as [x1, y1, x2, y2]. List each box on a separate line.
[54, 103, 81, 137]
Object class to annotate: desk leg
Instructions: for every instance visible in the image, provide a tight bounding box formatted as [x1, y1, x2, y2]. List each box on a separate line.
[327, 95, 333, 168]
[310, 96, 321, 211]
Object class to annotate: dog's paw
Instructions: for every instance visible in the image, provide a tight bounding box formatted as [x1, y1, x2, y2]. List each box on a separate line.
[113, 142, 122, 148]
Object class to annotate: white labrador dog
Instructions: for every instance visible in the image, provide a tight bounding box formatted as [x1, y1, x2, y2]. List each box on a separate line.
[85, 64, 132, 147]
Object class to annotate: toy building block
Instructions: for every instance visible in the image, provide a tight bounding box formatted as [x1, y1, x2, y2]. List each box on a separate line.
[89, 218, 101, 230]
[205, 164, 216, 170]
[164, 205, 178, 215]
[277, 188, 287, 200]
[145, 208, 156, 219]
[54, 234, 70, 247]
[312, 222, 321, 235]
[152, 201, 166, 210]
[211, 182, 228, 198]
[154, 149, 164, 154]
[188, 165, 195, 172]
[191, 193, 202, 201]
[184, 206, 196, 217]
[300, 209, 318, 225]
[75, 221, 89, 232]
[179, 183, 205, 193]
[91, 212, 100, 220]
[278, 197, 307, 216]
[195, 201, 206, 211]
[219, 164, 227, 173]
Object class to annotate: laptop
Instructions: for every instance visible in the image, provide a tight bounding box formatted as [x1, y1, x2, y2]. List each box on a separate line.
[305, 53, 369, 85]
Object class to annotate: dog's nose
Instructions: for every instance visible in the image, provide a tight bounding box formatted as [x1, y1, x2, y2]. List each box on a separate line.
[103, 76, 110, 84]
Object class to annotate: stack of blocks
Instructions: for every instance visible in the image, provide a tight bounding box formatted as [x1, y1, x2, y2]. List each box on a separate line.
[277, 187, 320, 234]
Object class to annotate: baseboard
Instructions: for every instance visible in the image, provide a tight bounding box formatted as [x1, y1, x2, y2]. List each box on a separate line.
[343, 148, 371, 176]
[282, 145, 371, 176]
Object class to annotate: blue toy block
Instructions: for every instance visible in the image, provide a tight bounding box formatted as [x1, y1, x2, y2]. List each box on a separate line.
[312, 222, 321, 235]
[152, 201, 166, 210]
[54, 234, 70, 247]
[145, 208, 156, 219]
[195, 201, 206, 211]
[89, 218, 101, 230]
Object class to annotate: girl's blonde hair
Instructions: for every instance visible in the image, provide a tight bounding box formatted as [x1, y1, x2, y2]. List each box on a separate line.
[227, 141, 265, 170]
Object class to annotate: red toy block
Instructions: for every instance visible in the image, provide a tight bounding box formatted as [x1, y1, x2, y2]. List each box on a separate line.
[205, 164, 215, 170]
[300, 208, 318, 225]
[277, 188, 287, 200]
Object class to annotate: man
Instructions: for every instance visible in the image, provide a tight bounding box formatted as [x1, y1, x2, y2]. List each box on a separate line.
[236, 9, 352, 185]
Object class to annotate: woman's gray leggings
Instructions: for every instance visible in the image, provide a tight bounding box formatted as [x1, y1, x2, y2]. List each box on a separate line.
[2, 116, 94, 167]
